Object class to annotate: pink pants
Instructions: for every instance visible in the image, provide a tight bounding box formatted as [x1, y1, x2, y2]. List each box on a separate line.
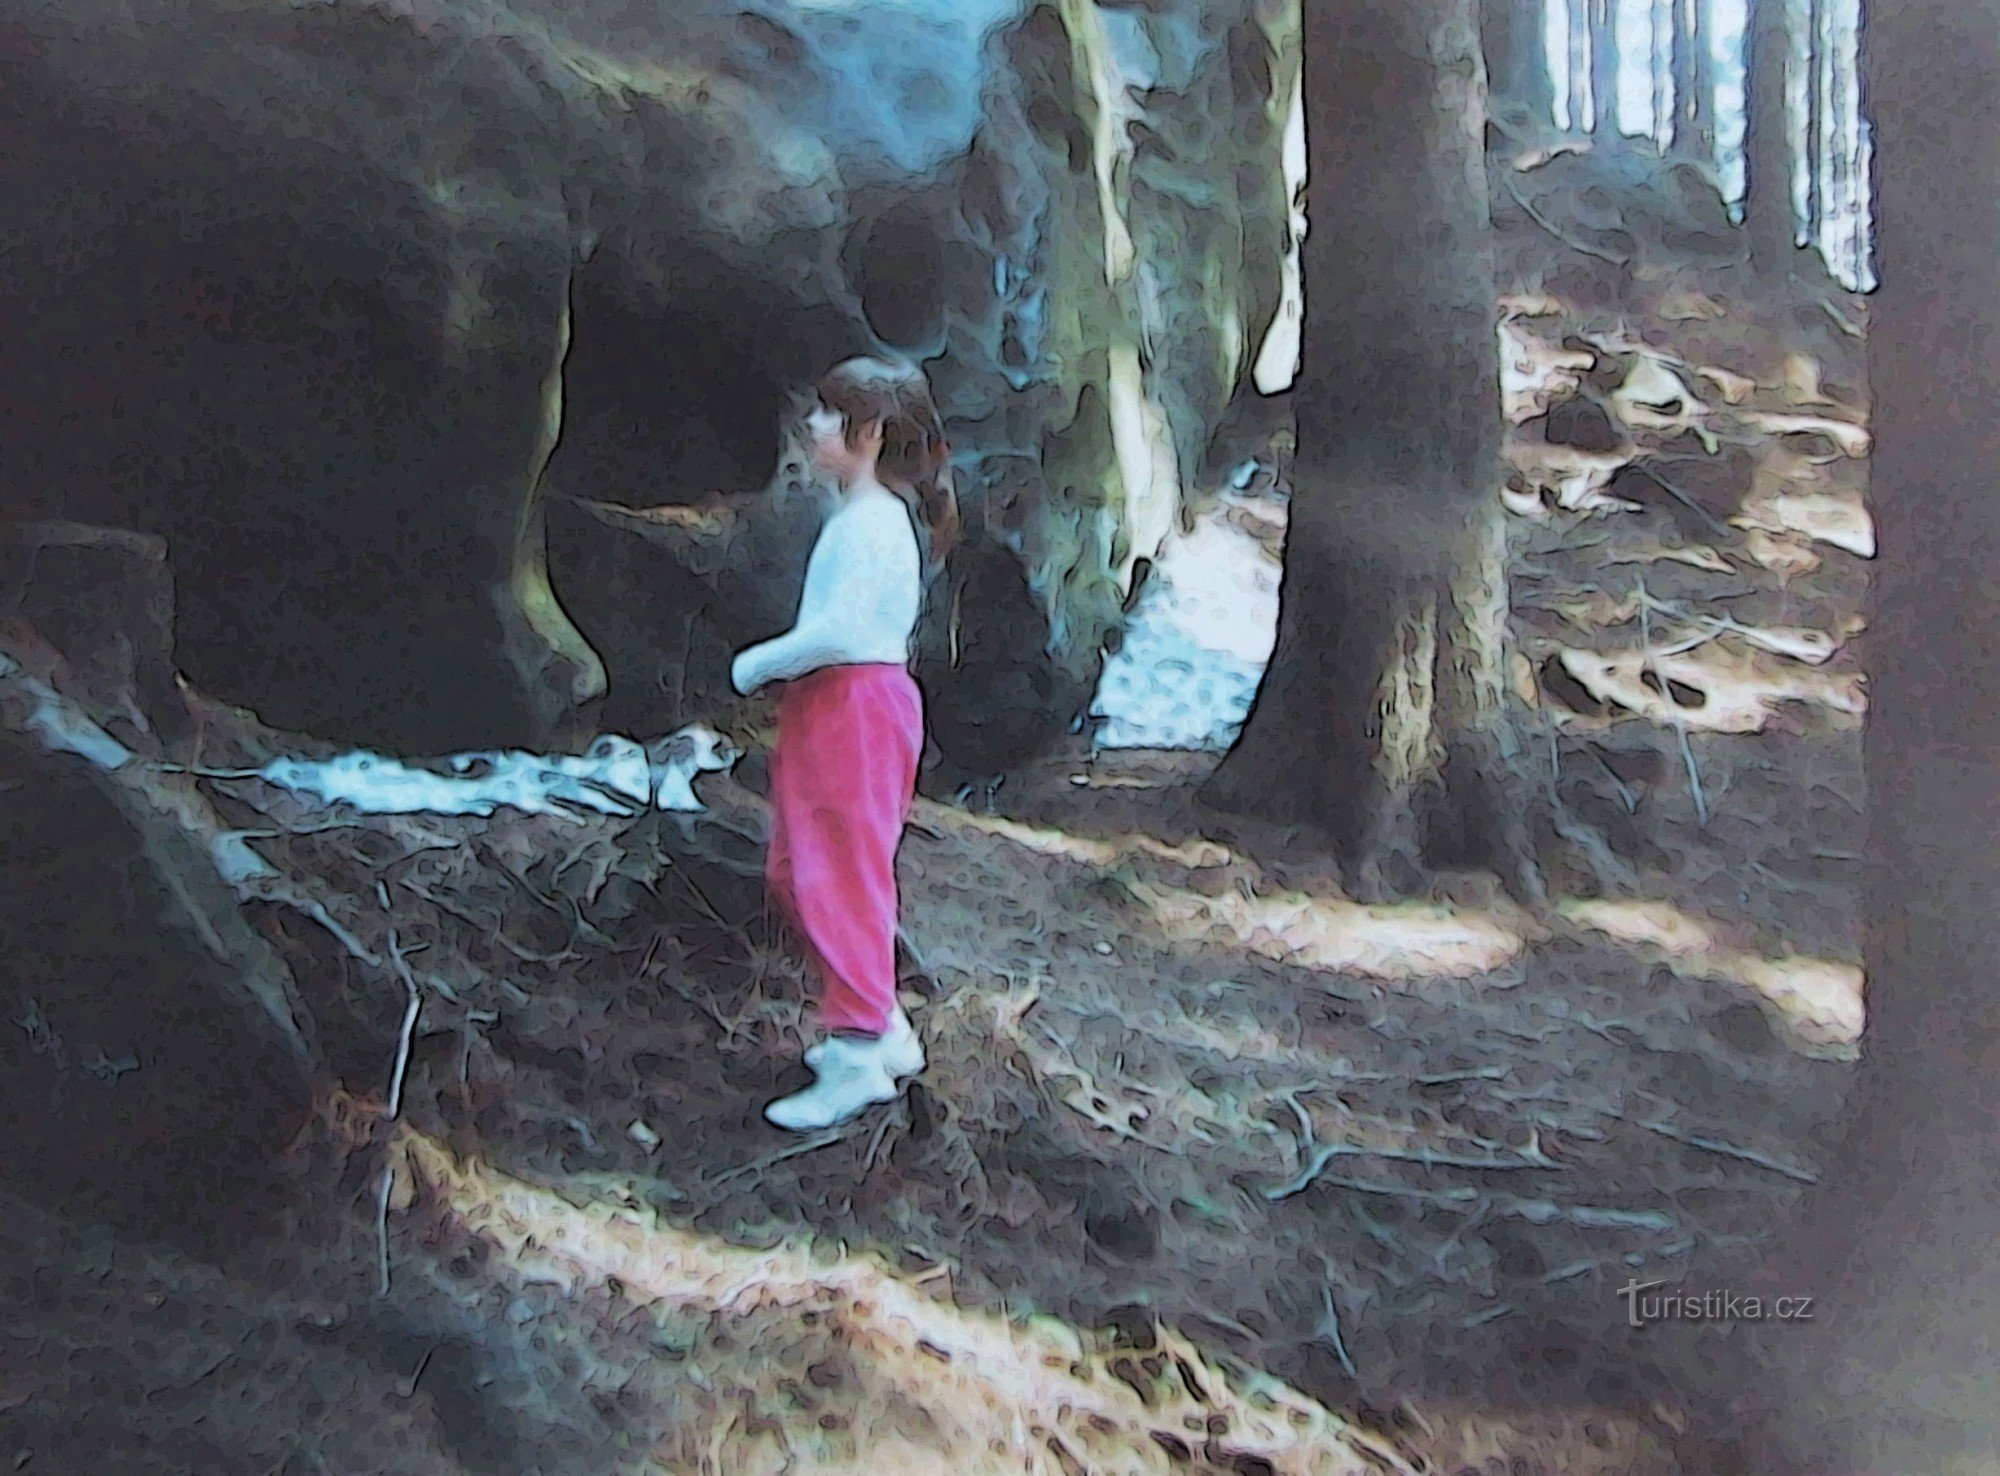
[765, 663, 924, 1036]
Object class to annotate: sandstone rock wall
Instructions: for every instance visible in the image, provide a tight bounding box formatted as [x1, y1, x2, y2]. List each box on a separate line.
[0, 0, 1300, 751]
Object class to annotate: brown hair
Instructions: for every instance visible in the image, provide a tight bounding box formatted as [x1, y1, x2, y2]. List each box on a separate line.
[814, 355, 961, 565]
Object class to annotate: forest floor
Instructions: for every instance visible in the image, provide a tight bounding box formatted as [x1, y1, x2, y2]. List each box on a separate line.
[0, 233, 1872, 1472]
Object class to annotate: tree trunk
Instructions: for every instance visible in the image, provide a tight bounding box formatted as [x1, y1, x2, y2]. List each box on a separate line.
[1745, 0, 1797, 272]
[1649, 0, 1669, 148]
[1483, 0, 1552, 136]
[1587, 0, 1618, 137]
[1671, 0, 1715, 164]
[1802, 0, 1823, 244]
[1203, 0, 1537, 901]
[1566, 0, 1589, 132]
[1741, 2, 2000, 1470]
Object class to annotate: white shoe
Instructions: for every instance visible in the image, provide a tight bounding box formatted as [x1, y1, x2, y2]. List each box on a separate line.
[803, 1008, 924, 1080]
[765, 1027, 922, 1133]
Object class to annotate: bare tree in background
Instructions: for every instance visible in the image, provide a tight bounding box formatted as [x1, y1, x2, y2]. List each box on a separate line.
[1588, 0, 1619, 135]
[1204, 0, 1540, 903]
[1745, 0, 1797, 271]
[1560, 0, 1592, 126]
[1484, 0, 1553, 136]
[1670, 0, 1716, 164]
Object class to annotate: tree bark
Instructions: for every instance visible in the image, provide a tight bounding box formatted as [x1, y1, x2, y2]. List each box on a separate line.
[1649, 0, 1669, 147]
[1203, 0, 1537, 901]
[1802, 0, 1823, 243]
[1482, 0, 1552, 136]
[1739, 2, 2000, 1470]
[1745, 0, 1797, 272]
[1587, 0, 1618, 137]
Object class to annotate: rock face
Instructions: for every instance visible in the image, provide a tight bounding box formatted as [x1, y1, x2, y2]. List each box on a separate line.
[0, 729, 312, 1248]
[0, 0, 1300, 758]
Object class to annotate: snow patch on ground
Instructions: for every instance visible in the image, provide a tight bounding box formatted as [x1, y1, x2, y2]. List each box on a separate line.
[246, 727, 740, 819]
[1090, 483, 1286, 752]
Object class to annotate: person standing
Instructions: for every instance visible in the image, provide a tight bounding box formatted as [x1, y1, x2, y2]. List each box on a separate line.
[730, 356, 958, 1131]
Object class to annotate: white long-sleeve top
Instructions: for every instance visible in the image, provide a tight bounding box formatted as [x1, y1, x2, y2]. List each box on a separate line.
[730, 486, 923, 696]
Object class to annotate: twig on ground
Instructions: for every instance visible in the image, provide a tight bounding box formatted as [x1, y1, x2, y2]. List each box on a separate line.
[398, 878, 546, 965]
[1428, 1193, 1492, 1276]
[1540, 1259, 1599, 1286]
[1677, 724, 1710, 827]
[1639, 576, 1709, 827]
[895, 924, 938, 986]
[1316, 1281, 1359, 1380]
[398, 1343, 439, 1400]
[863, 1109, 900, 1177]
[1266, 1135, 1562, 1201]
[1281, 1091, 1314, 1146]
[376, 1162, 395, 1297]
[1558, 808, 1649, 891]
[1521, 1199, 1678, 1232]
[706, 1127, 850, 1190]
[646, 957, 738, 1039]
[1608, 1111, 1820, 1185]
[1631, 462, 1732, 538]
[1503, 177, 1631, 265]
[1811, 779, 1864, 814]
[1820, 296, 1864, 338]
[385, 930, 423, 1122]
[457, 1019, 479, 1109]
[668, 863, 739, 937]
[373, 929, 428, 1299]
[1415, 1066, 1511, 1086]
[1274, 1170, 1679, 1235]
[1589, 747, 1641, 814]
[1187, 1308, 1260, 1343]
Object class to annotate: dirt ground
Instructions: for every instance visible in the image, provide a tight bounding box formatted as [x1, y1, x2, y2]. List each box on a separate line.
[0, 239, 1872, 1472]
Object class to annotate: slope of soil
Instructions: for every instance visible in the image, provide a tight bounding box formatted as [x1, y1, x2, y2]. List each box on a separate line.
[1, 243, 1869, 1472]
